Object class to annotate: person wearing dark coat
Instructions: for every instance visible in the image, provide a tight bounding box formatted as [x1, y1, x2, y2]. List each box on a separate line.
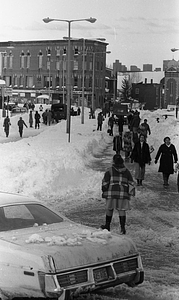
[130, 134, 151, 186]
[17, 117, 28, 137]
[108, 114, 115, 136]
[3, 116, 11, 137]
[34, 111, 41, 129]
[97, 112, 104, 131]
[101, 154, 135, 234]
[155, 136, 178, 187]
[113, 134, 121, 154]
[29, 110, 33, 128]
[130, 111, 141, 133]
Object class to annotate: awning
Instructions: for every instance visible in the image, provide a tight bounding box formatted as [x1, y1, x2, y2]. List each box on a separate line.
[37, 94, 49, 99]
[0, 79, 6, 87]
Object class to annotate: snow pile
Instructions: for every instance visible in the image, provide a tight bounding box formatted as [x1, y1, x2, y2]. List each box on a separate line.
[25, 228, 112, 246]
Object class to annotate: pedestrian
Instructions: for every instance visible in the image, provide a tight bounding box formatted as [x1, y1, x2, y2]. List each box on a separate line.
[130, 133, 151, 186]
[39, 104, 43, 112]
[155, 137, 178, 187]
[123, 130, 132, 159]
[3, 115, 11, 137]
[17, 117, 28, 138]
[97, 112, 104, 131]
[77, 107, 81, 116]
[29, 110, 33, 128]
[130, 110, 141, 134]
[115, 115, 124, 148]
[140, 119, 151, 138]
[34, 111, 41, 129]
[42, 110, 48, 125]
[101, 154, 135, 234]
[113, 134, 122, 154]
[46, 110, 52, 126]
[108, 114, 115, 136]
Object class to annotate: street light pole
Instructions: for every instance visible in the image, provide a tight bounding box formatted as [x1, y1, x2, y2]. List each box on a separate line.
[43, 17, 96, 142]
[81, 38, 85, 124]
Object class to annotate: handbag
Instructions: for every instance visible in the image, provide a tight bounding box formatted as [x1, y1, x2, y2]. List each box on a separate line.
[128, 183, 135, 196]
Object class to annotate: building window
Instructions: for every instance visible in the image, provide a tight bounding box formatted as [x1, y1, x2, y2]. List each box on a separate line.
[9, 52, 13, 69]
[20, 51, 25, 69]
[74, 75, 78, 87]
[19, 75, 24, 87]
[74, 47, 78, 55]
[56, 56, 60, 71]
[5, 76, 12, 87]
[89, 76, 92, 88]
[3, 53, 7, 69]
[26, 76, 33, 88]
[63, 48, 67, 55]
[73, 59, 78, 70]
[38, 51, 43, 69]
[135, 88, 139, 94]
[44, 75, 52, 88]
[56, 47, 60, 56]
[26, 51, 31, 69]
[13, 75, 18, 87]
[55, 76, 60, 87]
[37, 75, 42, 84]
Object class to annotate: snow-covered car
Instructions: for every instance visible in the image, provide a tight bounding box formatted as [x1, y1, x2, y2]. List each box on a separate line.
[0, 192, 144, 300]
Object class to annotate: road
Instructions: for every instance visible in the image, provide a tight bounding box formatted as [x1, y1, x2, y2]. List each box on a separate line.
[66, 138, 179, 300]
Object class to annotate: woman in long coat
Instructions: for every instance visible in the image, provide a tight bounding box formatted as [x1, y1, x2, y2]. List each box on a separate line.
[130, 133, 151, 186]
[155, 136, 178, 187]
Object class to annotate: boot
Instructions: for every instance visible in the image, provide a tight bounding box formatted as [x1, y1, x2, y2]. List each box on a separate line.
[137, 179, 140, 186]
[139, 179, 143, 186]
[119, 216, 126, 234]
[101, 215, 112, 231]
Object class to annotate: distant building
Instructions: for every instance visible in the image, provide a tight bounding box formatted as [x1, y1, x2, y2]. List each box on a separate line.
[130, 65, 141, 72]
[143, 64, 153, 71]
[154, 68, 161, 72]
[113, 60, 127, 73]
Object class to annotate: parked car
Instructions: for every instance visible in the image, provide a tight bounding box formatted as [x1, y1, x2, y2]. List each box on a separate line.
[0, 192, 144, 300]
[11, 106, 27, 115]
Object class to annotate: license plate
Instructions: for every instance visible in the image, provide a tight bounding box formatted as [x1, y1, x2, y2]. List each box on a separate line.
[93, 267, 108, 283]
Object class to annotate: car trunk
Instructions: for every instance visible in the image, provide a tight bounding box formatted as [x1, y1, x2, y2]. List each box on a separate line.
[0, 221, 137, 272]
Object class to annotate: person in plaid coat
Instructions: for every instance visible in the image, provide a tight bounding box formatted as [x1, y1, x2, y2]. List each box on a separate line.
[101, 154, 134, 234]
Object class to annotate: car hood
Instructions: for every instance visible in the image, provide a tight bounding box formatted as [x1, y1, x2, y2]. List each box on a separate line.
[0, 221, 137, 271]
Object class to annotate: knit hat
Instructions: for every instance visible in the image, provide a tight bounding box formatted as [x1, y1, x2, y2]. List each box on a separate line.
[113, 154, 124, 165]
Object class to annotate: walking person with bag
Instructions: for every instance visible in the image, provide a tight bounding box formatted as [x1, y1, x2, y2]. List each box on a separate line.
[101, 154, 135, 234]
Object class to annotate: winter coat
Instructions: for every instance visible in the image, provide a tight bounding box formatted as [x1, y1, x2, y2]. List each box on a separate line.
[3, 117, 11, 131]
[29, 112, 33, 125]
[123, 131, 132, 153]
[140, 122, 151, 136]
[108, 116, 115, 128]
[130, 141, 151, 167]
[130, 115, 141, 131]
[155, 143, 178, 174]
[97, 113, 103, 125]
[34, 112, 41, 123]
[116, 116, 124, 133]
[17, 119, 27, 129]
[102, 164, 134, 200]
[113, 135, 121, 153]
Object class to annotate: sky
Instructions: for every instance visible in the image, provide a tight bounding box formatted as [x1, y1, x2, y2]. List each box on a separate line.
[0, 0, 179, 70]
[1, 105, 179, 298]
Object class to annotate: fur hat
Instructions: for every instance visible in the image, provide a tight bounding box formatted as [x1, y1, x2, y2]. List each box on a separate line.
[113, 154, 124, 165]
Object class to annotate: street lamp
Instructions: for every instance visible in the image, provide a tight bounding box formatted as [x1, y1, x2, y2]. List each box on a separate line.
[43, 17, 96, 142]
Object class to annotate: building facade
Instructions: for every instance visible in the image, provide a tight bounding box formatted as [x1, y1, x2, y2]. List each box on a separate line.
[0, 39, 108, 109]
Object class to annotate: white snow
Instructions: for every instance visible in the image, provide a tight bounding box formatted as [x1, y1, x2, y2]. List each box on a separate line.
[1, 105, 179, 299]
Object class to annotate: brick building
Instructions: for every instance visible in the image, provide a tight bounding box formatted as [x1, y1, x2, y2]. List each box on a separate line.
[0, 39, 108, 109]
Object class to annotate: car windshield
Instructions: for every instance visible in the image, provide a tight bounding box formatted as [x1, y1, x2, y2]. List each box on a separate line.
[0, 203, 63, 232]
